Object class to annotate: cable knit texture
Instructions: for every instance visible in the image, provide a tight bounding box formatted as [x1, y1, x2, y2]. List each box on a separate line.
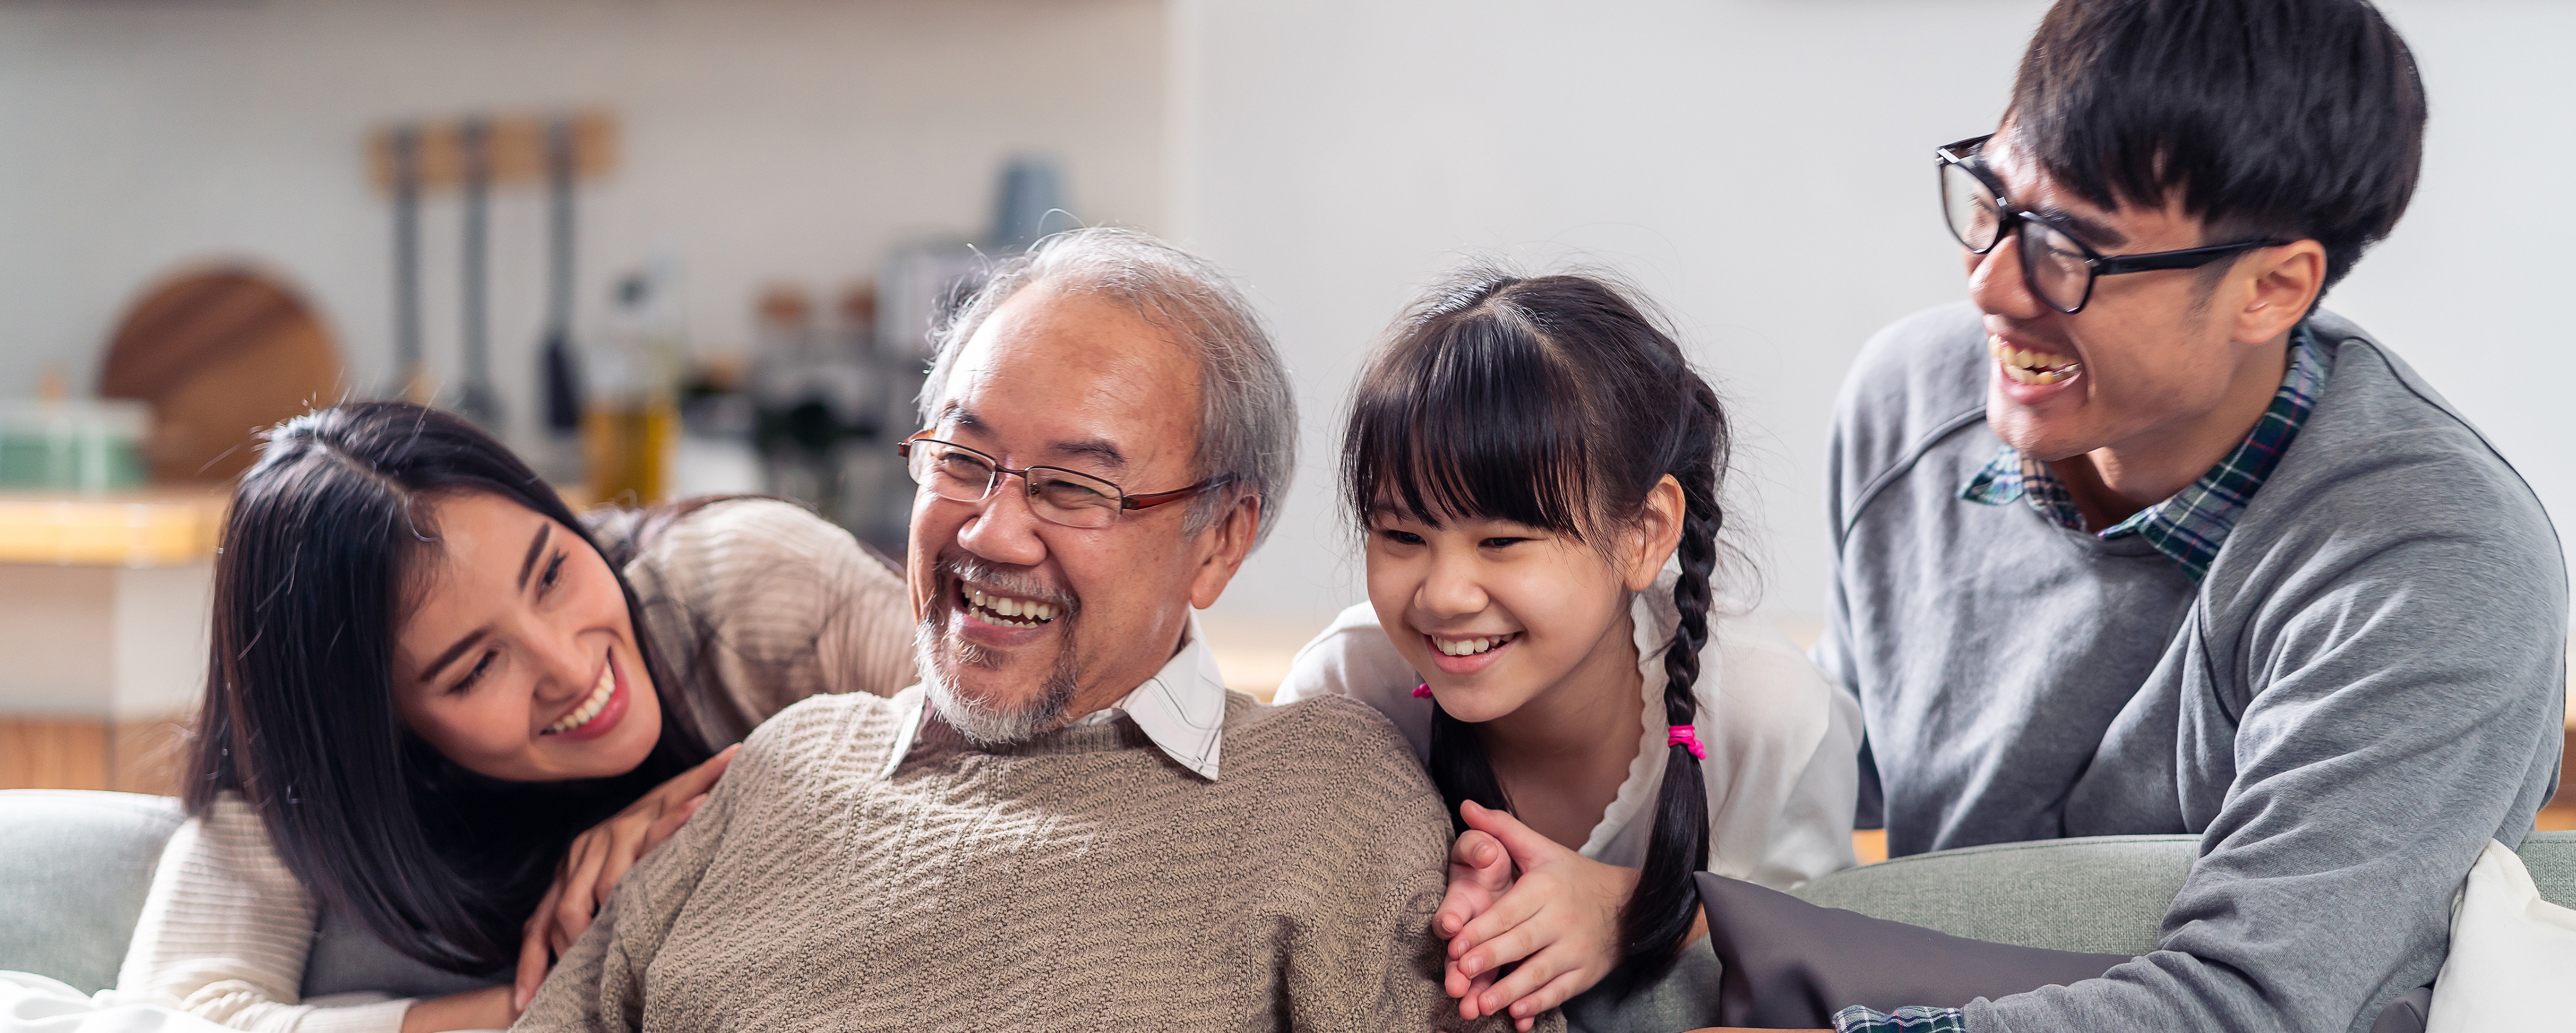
[514, 687, 1557, 1033]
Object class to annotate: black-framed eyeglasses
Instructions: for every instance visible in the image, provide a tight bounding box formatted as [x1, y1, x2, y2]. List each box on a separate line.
[898, 433, 1231, 529]
[1937, 134, 2289, 314]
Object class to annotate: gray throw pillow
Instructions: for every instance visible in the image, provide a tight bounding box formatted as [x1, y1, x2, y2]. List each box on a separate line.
[299, 904, 503, 1001]
[1697, 873, 2432, 1033]
[1697, 871, 2130, 1027]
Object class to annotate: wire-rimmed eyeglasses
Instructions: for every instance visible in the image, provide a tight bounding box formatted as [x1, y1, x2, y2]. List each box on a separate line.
[1937, 134, 2289, 314]
[898, 433, 1230, 529]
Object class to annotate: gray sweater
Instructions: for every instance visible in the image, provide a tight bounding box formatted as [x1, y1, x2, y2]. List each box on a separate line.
[1815, 302, 2567, 1033]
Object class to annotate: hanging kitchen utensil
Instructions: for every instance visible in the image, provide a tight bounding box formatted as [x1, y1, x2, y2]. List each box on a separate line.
[454, 116, 503, 430]
[538, 116, 584, 478]
[390, 124, 428, 403]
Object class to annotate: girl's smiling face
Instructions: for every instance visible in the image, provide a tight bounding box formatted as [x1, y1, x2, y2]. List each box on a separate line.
[1365, 492, 1677, 723]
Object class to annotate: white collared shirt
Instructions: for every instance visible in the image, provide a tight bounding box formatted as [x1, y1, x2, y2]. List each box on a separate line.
[882, 614, 1231, 780]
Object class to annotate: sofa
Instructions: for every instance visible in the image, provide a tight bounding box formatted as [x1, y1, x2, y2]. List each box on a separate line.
[8, 789, 2573, 1027]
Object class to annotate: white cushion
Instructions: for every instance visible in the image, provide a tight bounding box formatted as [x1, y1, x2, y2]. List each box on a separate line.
[2427, 839, 2576, 1031]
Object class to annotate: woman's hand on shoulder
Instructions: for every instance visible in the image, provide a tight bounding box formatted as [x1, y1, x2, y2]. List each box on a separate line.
[1444, 800, 1633, 1031]
[401, 985, 515, 1033]
[513, 743, 739, 1008]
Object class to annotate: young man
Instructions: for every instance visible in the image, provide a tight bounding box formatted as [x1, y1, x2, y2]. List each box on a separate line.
[1792, 0, 2564, 1030]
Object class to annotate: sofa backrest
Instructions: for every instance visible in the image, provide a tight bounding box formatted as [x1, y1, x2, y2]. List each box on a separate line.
[0, 790, 183, 994]
[1795, 834, 2195, 954]
[0, 789, 502, 1001]
[2517, 830, 2576, 905]
[1797, 831, 2576, 954]
[7, 787, 2571, 1004]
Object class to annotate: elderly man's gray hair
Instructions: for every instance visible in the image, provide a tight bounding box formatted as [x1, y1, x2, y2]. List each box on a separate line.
[916, 227, 1297, 548]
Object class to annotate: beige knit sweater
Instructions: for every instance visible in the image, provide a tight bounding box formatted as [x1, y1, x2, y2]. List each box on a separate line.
[514, 687, 1560, 1033]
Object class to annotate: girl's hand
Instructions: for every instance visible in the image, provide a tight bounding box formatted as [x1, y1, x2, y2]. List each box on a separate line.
[400, 985, 514, 1033]
[513, 743, 738, 1009]
[1446, 800, 1636, 1031]
[1435, 828, 1515, 1006]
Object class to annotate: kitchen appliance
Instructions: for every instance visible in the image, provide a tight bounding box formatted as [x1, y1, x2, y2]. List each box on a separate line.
[0, 401, 148, 493]
[585, 261, 683, 506]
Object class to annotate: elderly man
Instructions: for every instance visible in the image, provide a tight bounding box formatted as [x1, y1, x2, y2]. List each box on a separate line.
[514, 228, 1546, 1033]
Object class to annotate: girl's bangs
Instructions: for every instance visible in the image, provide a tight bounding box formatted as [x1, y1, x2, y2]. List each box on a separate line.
[1345, 316, 1592, 536]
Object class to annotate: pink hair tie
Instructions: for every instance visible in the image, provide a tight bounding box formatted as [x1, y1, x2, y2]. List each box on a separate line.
[1667, 725, 1706, 760]
[1412, 683, 1435, 699]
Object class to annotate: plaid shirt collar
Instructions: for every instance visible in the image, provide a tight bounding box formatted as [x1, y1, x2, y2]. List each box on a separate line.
[1958, 324, 2327, 582]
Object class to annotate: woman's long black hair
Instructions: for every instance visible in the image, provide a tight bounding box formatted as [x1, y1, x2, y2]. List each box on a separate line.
[183, 401, 717, 975]
[1344, 270, 1733, 990]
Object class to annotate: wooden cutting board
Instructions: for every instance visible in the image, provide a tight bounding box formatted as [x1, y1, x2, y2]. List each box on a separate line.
[98, 266, 345, 484]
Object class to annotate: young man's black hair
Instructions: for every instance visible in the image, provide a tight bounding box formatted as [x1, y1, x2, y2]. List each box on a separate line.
[2010, 0, 2426, 289]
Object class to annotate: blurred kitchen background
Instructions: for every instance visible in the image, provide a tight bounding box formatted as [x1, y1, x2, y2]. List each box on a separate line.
[1, 0, 2568, 831]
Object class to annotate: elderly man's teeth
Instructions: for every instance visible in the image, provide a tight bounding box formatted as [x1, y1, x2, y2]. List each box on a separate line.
[546, 665, 617, 735]
[964, 586, 1060, 627]
[1435, 635, 1512, 657]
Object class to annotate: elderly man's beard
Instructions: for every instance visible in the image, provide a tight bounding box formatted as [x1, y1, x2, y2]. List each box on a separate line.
[917, 554, 1082, 745]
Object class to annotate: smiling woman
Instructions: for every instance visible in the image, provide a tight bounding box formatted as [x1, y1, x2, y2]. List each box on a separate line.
[108, 402, 917, 1033]
[392, 492, 668, 783]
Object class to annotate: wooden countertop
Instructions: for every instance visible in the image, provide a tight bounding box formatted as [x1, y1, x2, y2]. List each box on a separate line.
[0, 489, 227, 566]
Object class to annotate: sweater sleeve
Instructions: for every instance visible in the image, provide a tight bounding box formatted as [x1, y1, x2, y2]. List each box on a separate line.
[1272, 601, 1432, 761]
[114, 795, 415, 1033]
[1966, 517, 2567, 1032]
[1267, 701, 1561, 1033]
[512, 723, 749, 1033]
[622, 499, 916, 745]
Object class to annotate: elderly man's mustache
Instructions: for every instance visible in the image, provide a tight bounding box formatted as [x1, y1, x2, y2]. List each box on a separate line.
[936, 553, 1079, 614]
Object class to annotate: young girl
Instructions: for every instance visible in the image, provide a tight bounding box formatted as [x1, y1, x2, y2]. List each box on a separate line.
[1275, 269, 1860, 1028]
[113, 403, 916, 1031]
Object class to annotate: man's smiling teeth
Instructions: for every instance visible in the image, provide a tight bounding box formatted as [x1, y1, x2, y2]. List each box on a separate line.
[1992, 336, 2081, 385]
[545, 664, 615, 735]
[966, 586, 1061, 627]
[1434, 634, 1514, 657]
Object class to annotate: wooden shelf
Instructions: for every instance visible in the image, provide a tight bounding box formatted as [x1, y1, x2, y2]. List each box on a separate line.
[0, 489, 226, 566]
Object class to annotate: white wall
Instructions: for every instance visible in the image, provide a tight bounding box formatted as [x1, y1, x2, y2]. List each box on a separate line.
[0, 0, 1166, 450]
[6, 0, 2567, 639]
[1174, 0, 2576, 636]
